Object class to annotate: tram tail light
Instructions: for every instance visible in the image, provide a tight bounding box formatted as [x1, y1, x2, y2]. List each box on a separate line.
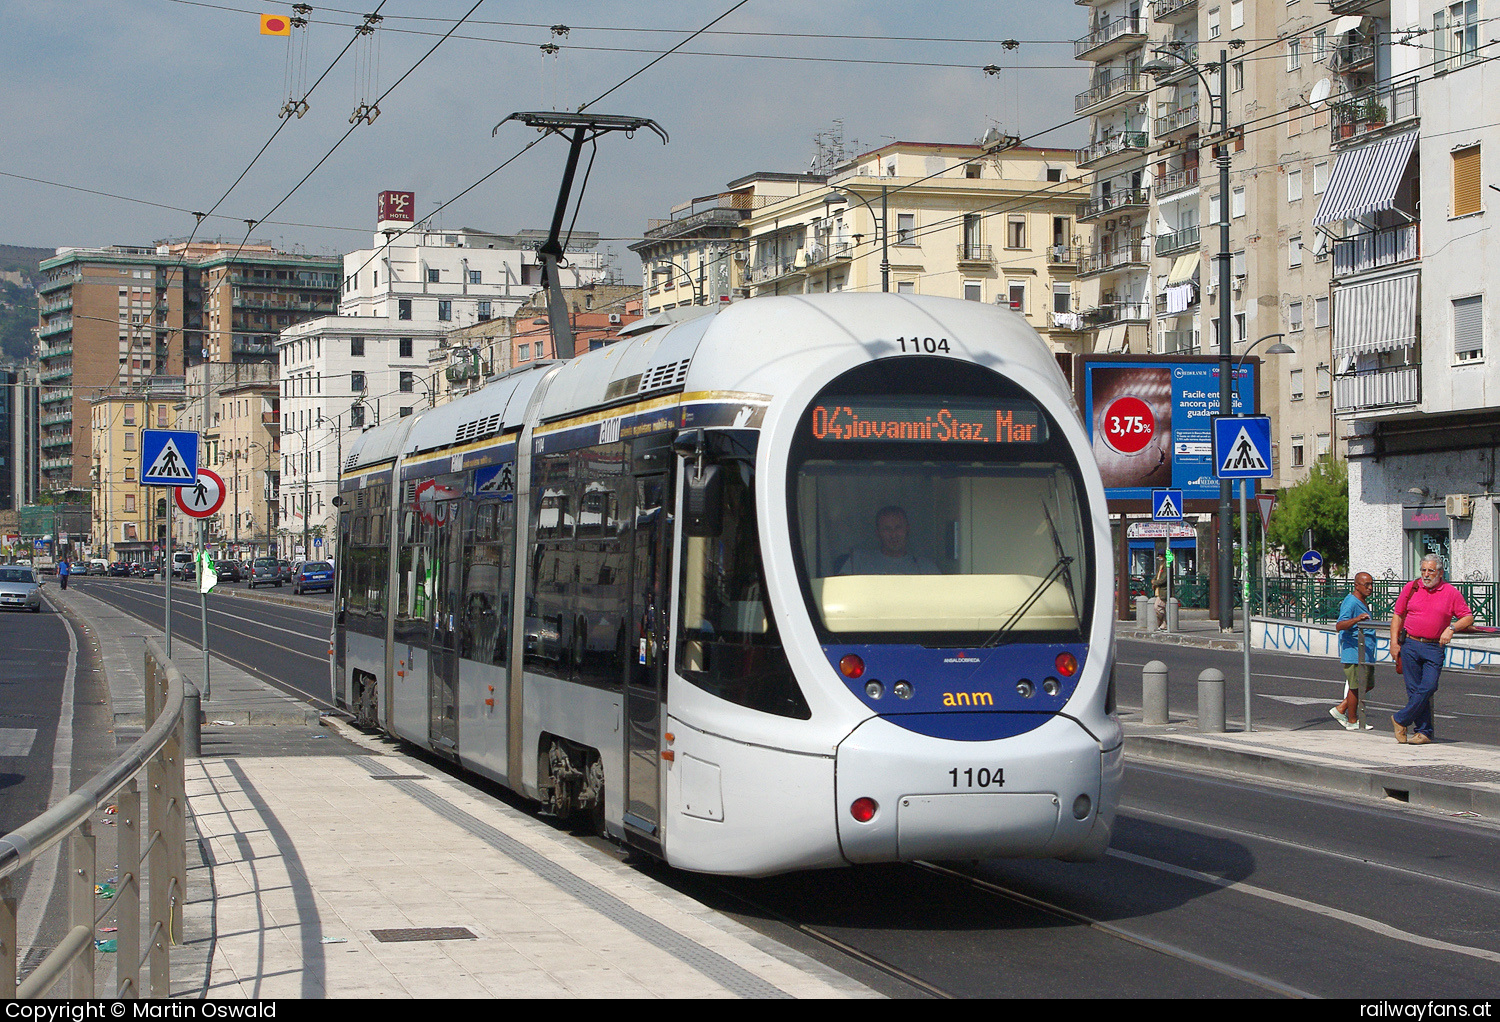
[839, 654, 865, 679]
[1055, 652, 1079, 677]
[849, 797, 878, 823]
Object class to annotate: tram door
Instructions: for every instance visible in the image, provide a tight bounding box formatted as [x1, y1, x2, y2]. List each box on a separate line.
[427, 492, 464, 753]
[624, 473, 670, 846]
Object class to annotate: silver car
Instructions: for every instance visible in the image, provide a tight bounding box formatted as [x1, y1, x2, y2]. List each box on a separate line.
[0, 565, 43, 613]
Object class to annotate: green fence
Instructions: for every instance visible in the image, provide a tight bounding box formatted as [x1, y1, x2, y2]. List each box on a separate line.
[1128, 574, 1495, 624]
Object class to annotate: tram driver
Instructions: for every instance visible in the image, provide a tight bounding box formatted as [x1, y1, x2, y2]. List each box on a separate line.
[836, 506, 939, 576]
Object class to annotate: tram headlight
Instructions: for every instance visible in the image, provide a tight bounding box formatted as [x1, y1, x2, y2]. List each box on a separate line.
[865, 680, 884, 699]
[1042, 677, 1061, 697]
[850, 797, 878, 823]
[893, 680, 912, 700]
[1016, 679, 1035, 698]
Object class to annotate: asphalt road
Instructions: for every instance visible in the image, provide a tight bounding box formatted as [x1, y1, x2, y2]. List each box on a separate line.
[65, 576, 336, 708]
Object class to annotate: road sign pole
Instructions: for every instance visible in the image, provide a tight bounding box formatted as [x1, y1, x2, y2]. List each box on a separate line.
[1242, 478, 1252, 732]
[164, 497, 172, 660]
[200, 519, 211, 702]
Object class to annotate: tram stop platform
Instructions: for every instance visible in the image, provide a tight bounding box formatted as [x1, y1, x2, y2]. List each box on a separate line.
[37, 582, 1500, 999]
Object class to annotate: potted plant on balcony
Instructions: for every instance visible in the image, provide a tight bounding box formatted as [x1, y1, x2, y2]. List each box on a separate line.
[1360, 99, 1387, 129]
[1332, 100, 1357, 139]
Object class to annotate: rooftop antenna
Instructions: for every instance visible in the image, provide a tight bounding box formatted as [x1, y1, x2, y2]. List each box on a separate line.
[495, 111, 667, 358]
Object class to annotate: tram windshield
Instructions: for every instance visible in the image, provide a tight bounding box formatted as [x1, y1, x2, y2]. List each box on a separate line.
[794, 459, 1088, 644]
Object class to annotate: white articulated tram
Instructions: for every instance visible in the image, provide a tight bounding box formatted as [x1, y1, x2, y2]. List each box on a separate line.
[332, 293, 1121, 876]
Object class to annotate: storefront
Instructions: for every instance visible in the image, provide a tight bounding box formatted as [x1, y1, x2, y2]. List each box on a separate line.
[1127, 521, 1199, 577]
[1403, 504, 1450, 575]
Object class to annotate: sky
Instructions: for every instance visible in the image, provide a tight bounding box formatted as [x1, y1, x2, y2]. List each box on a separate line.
[1, 1, 1091, 274]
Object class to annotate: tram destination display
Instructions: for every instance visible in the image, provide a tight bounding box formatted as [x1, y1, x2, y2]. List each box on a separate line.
[808, 398, 1048, 444]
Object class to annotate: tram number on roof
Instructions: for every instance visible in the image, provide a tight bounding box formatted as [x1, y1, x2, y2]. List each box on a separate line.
[808, 398, 1047, 445]
[949, 767, 1005, 789]
[895, 336, 951, 354]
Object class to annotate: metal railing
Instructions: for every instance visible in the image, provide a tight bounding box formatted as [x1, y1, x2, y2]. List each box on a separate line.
[1082, 188, 1150, 221]
[1127, 574, 1494, 624]
[1334, 365, 1421, 412]
[1330, 77, 1418, 145]
[1157, 165, 1200, 197]
[1155, 225, 1201, 256]
[1, 638, 194, 999]
[1075, 17, 1147, 59]
[1076, 131, 1149, 167]
[1074, 74, 1146, 114]
[956, 243, 995, 263]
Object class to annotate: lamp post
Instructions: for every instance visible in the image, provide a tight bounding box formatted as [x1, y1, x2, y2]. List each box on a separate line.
[653, 258, 703, 307]
[1144, 44, 1236, 629]
[823, 186, 890, 292]
[317, 412, 344, 563]
[248, 440, 273, 558]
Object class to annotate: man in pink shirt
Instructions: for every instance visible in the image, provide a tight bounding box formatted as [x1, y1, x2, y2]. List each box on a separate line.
[1389, 554, 1473, 745]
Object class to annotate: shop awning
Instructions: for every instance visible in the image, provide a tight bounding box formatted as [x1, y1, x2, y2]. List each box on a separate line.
[1166, 253, 1200, 286]
[1333, 271, 1418, 358]
[1313, 131, 1418, 225]
[1333, 15, 1366, 35]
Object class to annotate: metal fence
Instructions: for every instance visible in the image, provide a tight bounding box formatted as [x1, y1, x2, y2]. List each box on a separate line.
[1, 639, 192, 999]
[1128, 574, 1495, 624]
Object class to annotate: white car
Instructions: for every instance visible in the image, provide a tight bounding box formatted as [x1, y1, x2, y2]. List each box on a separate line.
[0, 565, 43, 613]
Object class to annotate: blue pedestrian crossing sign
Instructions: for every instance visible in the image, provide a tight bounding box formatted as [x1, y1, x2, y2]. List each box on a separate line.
[1151, 489, 1184, 522]
[1212, 415, 1273, 479]
[140, 429, 200, 487]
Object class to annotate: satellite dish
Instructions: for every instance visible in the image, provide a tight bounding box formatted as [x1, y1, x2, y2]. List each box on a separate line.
[1308, 79, 1332, 110]
[981, 126, 1002, 148]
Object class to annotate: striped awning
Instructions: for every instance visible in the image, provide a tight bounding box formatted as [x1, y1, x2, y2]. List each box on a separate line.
[1333, 272, 1418, 358]
[1094, 325, 1126, 354]
[1314, 131, 1418, 225]
[1166, 253, 1200, 286]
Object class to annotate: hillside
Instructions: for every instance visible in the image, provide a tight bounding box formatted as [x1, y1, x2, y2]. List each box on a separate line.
[0, 244, 57, 364]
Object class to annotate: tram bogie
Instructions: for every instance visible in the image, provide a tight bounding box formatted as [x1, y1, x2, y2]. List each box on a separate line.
[332, 294, 1121, 877]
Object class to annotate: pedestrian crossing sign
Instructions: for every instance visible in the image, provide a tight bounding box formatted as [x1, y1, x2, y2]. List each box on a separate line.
[141, 429, 200, 486]
[1211, 415, 1273, 480]
[1151, 489, 1184, 522]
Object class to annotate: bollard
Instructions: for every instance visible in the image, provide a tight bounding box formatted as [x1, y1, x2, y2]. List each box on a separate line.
[1142, 660, 1169, 725]
[183, 682, 201, 759]
[1166, 596, 1180, 633]
[1135, 595, 1150, 629]
[1198, 668, 1226, 733]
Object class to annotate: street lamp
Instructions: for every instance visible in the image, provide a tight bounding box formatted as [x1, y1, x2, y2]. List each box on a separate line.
[652, 258, 703, 306]
[1143, 43, 1237, 630]
[823, 186, 890, 292]
[248, 440, 274, 558]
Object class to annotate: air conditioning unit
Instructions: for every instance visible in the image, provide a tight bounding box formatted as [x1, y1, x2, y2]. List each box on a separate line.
[608, 313, 622, 325]
[1446, 493, 1474, 518]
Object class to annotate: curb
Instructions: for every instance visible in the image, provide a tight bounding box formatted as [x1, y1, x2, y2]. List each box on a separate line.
[1124, 733, 1500, 818]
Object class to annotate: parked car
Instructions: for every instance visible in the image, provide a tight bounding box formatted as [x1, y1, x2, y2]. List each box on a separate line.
[109, 561, 132, 577]
[0, 565, 42, 613]
[214, 559, 244, 583]
[248, 557, 282, 588]
[88, 559, 109, 575]
[292, 561, 335, 595]
[278, 559, 294, 584]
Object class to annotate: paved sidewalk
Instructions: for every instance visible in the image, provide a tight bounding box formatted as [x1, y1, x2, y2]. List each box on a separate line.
[42, 581, 875, 999]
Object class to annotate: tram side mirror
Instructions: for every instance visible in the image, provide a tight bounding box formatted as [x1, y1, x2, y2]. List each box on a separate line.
[683, 463, 724, 537]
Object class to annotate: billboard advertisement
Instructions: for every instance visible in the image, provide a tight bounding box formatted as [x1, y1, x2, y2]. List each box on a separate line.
[1078, 356, 1258, 508]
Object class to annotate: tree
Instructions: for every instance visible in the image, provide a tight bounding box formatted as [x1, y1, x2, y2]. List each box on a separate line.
[1267, 457, 1349, 571]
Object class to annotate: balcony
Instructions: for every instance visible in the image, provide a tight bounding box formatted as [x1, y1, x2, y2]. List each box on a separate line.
[1330, 78, 1418, 147]
[39, 318, 73, 339]
[38, 273, 80, 295]
[41, 457, 74, 473]
[1328, 0, 1382, 13]
[1084, 302, 1151, 326]
[41, 412, 72, 428]
[1075, 17, 1147, 61]
[1156, 164, 1200, 198]
[1079, 244, 1150, 278]
[1151, 0, 1198, 23]
[39, 366, 73, 385]
[41, 432, 72, 450]
[1329, 38, 1376, 74]
[1153, 45, 1201, 82]
[1154, 103, 1201, 141]
[39, 344, 72, 360]
[1333, 224, 1419, 278]
[1047, 244, 1076, 266]
[1161, 329, 1199, 354]
[1074, 74, 1147, 116]
[1155, 225, 1201, 257]
[1335, 365, 1421, 413]
[40, 388, 72, 406]
[1079, 188, 1150, 223]
[1076, 131, 1149, 169]
[956, 243, 995, 265]
[39, 296, 73, 316]
[1157, 291, 1200, 315]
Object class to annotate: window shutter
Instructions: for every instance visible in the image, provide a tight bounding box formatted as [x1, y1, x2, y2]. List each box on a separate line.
[1454, 295, 1483, 355]
[1453, 145, 1482, 216]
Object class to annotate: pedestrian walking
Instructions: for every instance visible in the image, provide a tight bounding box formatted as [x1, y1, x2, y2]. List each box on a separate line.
[1331, 572, 1376, 730]
[1389, 554, 1473, 745]
[1152, 558, 1168, 627]
[58, 558, 70, 590]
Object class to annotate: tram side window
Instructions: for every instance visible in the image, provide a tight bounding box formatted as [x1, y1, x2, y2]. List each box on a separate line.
[573, 443, 630, 690]
[526, 453, 576, 678]
[396, 510, 427, 644]
[364, 510, 389, 620]
[678, 460, 809, 719]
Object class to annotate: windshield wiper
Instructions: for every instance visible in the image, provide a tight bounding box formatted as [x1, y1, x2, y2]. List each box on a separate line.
[978, 554, 1074, 648]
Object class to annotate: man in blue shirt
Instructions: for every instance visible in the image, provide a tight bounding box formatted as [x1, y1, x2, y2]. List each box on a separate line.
[57, 558, 70, 590]
[1332, 572, 1376, 729]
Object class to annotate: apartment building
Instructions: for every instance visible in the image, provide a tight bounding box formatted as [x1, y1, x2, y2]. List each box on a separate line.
[1, 366, 39, 512]
[1343, 0, 1497, 581]
[632, 182, 771, 313]
[89, 377, 186, 562]
[35, 242, 336, 494]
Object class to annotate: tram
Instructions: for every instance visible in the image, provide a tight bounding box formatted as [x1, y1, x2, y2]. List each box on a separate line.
[331, 293, 1121, 876]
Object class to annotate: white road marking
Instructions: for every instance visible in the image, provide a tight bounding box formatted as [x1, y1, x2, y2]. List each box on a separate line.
[0, 728, 37, 757]
[1109, 848, 1500, 965]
